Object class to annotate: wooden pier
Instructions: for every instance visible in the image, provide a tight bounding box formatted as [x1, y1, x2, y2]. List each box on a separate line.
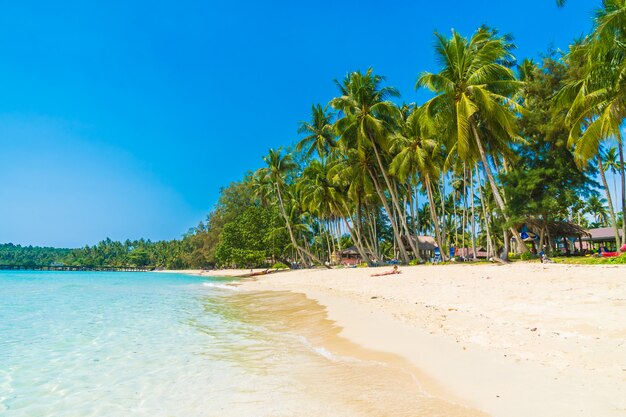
[0, 264, 149, 272]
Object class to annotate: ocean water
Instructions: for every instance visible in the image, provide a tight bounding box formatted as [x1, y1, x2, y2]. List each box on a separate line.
[0, 271, 484, 417]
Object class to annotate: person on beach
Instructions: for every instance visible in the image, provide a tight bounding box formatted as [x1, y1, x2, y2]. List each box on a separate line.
[371, 265, 401, 277]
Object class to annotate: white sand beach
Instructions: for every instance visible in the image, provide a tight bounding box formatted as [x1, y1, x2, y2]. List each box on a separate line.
[227, 263, 626, 417]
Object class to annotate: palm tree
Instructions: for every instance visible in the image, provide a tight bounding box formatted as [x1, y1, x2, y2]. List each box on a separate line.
[328, 147, 383, 265]
[296, 104, 336, 160]
[558, 1, 626, 245]
[586, 195, 610, 225]
[417, 27, 529, 257]
[260, 148, 323, 266]
[390, 106, 442, 260]
[331, 69, 415, 263]
[602, 146, 622, 212]
[297, 159, 340, 262]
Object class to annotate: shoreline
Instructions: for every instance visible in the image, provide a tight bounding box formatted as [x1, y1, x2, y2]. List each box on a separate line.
[216, 263, 626, 417]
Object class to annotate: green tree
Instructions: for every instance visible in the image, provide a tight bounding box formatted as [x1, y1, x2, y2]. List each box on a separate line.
[418, 26, 529, 257]
[296, 104, 336, 160]
[331, 69, 415, 263]
[503, 55, 594, 238]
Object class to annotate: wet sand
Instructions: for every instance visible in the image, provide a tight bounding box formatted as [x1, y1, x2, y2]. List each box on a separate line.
[216, 289, 489, 417]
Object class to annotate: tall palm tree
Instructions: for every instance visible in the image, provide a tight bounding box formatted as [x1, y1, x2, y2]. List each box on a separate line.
[261, 148, 323, 266]
[297, 158, 340, 262]
[417, 27, 529, 257]
[328, 147, 382, 265]
[390, 106, 442, 259]
[602, 146, 622, 212]
[296, 104, 336, 160]
[558, 0, 626, 245]
[331, 69, 414, 263]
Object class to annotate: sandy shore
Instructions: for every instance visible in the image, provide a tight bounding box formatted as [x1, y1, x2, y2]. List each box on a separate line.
[218, 263, 626, 417]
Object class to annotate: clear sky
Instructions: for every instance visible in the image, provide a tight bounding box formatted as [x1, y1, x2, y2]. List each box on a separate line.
[0, 0, 604, 247]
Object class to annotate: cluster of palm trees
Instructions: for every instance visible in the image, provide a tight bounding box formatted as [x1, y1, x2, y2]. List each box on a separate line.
[557, 0, 626, 247]
[243, 3, 625, 266]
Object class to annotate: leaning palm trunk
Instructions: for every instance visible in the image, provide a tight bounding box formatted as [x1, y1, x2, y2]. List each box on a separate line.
[370, 144, 421, 260]
[328, 219, 337, 263]
[339, 202, 374, 266]
[366, 166, 411, 263]
[457, 174, 467, 249]
[597, 158, 621, 247]
[323, 222, 333, 263]
[440, 172, 447, 249]
[425, 175, 446, 259]
[617, 141, 626, 245]
[470, 167, 478, 259]
[477, 167, 494, 257]
[275, 184, 324, 267]
[414, 181, 421, 237]
[275, 185, 307, 265]
[471, 122, 528, 255]
[366, 211, 381, 261]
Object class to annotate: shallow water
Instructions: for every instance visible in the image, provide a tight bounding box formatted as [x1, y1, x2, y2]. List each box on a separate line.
[0, 271, 484, 417]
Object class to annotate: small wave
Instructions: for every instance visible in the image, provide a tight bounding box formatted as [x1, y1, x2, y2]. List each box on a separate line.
[202, 283, 240, 291]
[297, 336, 361, 364]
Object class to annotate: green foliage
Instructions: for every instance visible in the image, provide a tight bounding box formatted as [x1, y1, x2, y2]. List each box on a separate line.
[520, 252, 539, 261]
[0, 243, 71, 266]
[272, 262, 289, 269]
[503, 55, 595, 225]
[215, 206, 289, 268]
[552, 254, 626, 265]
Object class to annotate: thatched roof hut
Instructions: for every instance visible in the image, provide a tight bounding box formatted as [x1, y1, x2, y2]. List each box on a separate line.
[517, 218, 590, 239]
[402, 235, 438, 251]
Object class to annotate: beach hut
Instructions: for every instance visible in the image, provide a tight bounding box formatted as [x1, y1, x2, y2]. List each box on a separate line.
[335, 246, 371, 266]
[454, 247, 489, 259]
[402, 236, 438, 260]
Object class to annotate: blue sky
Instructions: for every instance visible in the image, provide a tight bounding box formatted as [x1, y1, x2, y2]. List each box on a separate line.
[0, 0, 603, 247]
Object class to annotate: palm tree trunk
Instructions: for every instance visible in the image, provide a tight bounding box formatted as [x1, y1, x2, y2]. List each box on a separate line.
[471, 122, 528, 255]
[329, 219, 337, 264]
[367, 211, 381, 261]
[275, 184, 307, 266]
[409, 184, 421, 259]
[414, 180, 421, 236]
[477, 167, 493, 258]
[275, 184, 326, 267]
[370, 144, 421, 259]
[440, 172, 447, 249]
[618, 140, 626, 246]
[597, 158, 621, 247]
[366, 166, 411, 263]
[425, 174, 445, 259]
[470, 167, 477, 260]
[343, 217, 372, 266]
[323, 222, 332, 263]
[338, 202, 373, 266]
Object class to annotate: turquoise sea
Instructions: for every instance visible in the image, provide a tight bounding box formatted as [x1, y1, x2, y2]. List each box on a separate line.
[0, 271, 479, 417]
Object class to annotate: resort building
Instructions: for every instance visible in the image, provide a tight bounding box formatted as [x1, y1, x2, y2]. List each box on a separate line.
[581, 227, 624, 252]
